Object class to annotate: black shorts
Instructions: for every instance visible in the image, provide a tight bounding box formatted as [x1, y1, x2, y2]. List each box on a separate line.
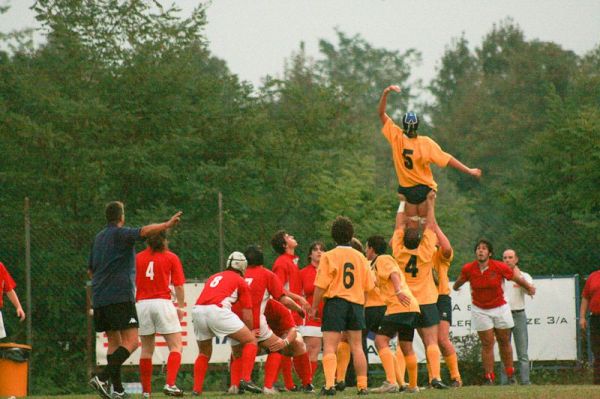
[437, 295, 452, 323]
[397, 184, 433, 205]
[94, 302, 139, 332]
[365, 306, 387, 334]
[415, 303, 440, 328]
[377, 312, 418, 341]
[322, 297, 365, 332]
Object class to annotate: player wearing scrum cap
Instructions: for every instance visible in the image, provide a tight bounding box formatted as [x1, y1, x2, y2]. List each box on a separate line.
[191, 252, 262, 395]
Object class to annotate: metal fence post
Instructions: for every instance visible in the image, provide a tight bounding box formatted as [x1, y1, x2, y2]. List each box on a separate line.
[24, 197, 32, 393]
[218, 192, 224, 271]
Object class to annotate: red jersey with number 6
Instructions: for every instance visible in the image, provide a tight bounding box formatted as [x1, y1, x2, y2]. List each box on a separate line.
[265, 299, 296, 336]
[196, 270, 252, 310]
[0, 262, 17, 309]
[232, 265, 285, 329]
[135, 248, 186, 301]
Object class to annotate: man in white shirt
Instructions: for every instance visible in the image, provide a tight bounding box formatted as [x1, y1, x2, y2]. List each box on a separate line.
[501, 249, 533, 385]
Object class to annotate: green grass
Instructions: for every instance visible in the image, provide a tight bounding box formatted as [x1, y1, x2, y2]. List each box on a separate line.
[26, 385, 600, 399]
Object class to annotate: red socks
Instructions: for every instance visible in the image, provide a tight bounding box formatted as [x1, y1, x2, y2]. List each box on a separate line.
[293, 353, 312, 385]
[485, 372, 496, 382]
[505, 366, 515, 378]
[193, 354, 209, 393]
[139, 358, 153, 393]
[166, 351, 182, 386]
[230, 355, 243, 387]
[264, 353, 283, 389]
[241, 343, 258, 381]
[280, 356, 295, 389]
[311, 360, 319, 379]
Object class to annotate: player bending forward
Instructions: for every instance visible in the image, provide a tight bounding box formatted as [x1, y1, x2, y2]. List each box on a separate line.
[191, 252, 262, 395]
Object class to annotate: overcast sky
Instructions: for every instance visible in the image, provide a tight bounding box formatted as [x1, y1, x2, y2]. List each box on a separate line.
[1, 0, 599, 100]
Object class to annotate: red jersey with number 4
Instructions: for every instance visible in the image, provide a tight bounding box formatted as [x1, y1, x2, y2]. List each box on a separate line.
[0, 262, 17, 309]
[196, 270, 252, 310]
[460, 259, 514, 309]
[232, 265, 285, 329]
[583, 271, 600, 314]
[272, 253, 303, 325]
[300, 264, 323, 327]
[135, 248, 186, 301]
[265, 299, 296, 336]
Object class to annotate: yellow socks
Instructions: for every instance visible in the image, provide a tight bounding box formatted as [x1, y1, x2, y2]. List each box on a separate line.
[426, 344, 442, 380]
[322, 353, 337, 389]
[335, 342, 351, 383]
[356, 375, 368, 390]
[405, 354, 418, 389]
[444, 353, 461, 381]
[394, 348, 406, 385]
[378, 347, 397, 385]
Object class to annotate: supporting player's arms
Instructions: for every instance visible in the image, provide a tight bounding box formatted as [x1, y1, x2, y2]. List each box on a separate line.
[447, 157, 482, 179]
[6, 290, 25, 321]
[378, 85, 401, 125]
[174, 285, 185, 321]
[390, 272, 412, 307]
[279, 295, 305, 318]
[425, 190, 437, 232]
[140, 211, 183, 238]
[580, 297, 589, 331]
[395, 194, 407, 231]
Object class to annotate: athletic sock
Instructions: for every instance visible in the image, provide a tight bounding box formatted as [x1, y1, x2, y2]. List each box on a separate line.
[241, 343, 258, 382]
[485, 371, 496, 382]
[426, 344, 442, 380]
[444, 353, 461, 381]
[378, 347, 397, 385]
[280, 356, 295, 389]
[193, 354, 209, 393]
[356, 375, 368, 390]
[230, 355, 243, 387]
[425, 350, 432, 383]
[293, 352, 312, 385]
[322, 353, 337, 389]
[505, 366, 515, 378]
[310, 360, 319, 379]
[395, 348, 406, 385]
[98, 353, 113, 381]
[108, 346, 131, 392]
[335, 341, 351, 383]
[139, 357, 153, 393]
[166, 351, 182, 386]
[405, 354, 418, 389]
[264, 353, 283, 389]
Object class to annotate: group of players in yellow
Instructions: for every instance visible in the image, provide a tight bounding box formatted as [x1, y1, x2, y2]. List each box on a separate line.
[308, 85, 481, 395]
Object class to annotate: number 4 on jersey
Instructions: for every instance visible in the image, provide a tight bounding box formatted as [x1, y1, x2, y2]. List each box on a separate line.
[145, 261, 155, 280]
[405, 255, 419, 278]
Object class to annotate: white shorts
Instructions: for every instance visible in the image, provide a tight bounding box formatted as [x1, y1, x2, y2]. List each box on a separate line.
[297, 325, 322, 338]
[136, 299, 182, 336]
[0, 311, 6, 339]
[192, 305, 245, 341]
[230, 314, 273, 345]
[472, 303, 514, 331]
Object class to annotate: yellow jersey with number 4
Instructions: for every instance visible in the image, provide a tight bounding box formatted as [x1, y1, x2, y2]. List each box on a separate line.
[391, 228, 438, 305]
[382, 118, 451, 191]
[372, 254, 420, 314]
[315, 246, 375, 305]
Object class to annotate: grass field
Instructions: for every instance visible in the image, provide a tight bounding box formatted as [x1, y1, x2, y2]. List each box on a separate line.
[26, 385, 600, 399]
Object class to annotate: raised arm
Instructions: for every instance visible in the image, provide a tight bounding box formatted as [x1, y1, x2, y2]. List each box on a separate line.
[424, 190, 437, 231]
[378, 85, 401, 125]
[447, 157, 482, 179]
[395, 194, 407, 231]
[433, 223, 452, 259]
[140, 211, 182, 238]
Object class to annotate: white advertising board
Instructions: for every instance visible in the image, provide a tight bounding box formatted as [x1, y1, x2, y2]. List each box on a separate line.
[96, 276, 577, 365]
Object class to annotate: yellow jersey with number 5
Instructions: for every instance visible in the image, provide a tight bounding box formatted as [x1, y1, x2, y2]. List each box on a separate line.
[315, 246, 375, 305]
[391, 228, 438, 305]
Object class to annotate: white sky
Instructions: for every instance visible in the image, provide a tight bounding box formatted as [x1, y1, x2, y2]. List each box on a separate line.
[1, 0, 599, 100]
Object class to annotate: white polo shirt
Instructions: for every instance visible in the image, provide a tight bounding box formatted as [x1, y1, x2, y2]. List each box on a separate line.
[504, 270, 533, 311]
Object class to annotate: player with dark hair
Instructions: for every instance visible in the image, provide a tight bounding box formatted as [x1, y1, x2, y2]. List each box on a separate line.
[136, 231, 186, 397]
[453, 240, 535, 385]
[391, 192, 448, 389]
[367, 234, 421, 393]
[0, 261, 25, 340]
[271, 230, 310, 391]
[88, 201, 181, 399]
[309, 216, 375, 395]
[378, 85, 481, 225]
[191, 252, 262, 395]
[299, 242, 326, 379]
